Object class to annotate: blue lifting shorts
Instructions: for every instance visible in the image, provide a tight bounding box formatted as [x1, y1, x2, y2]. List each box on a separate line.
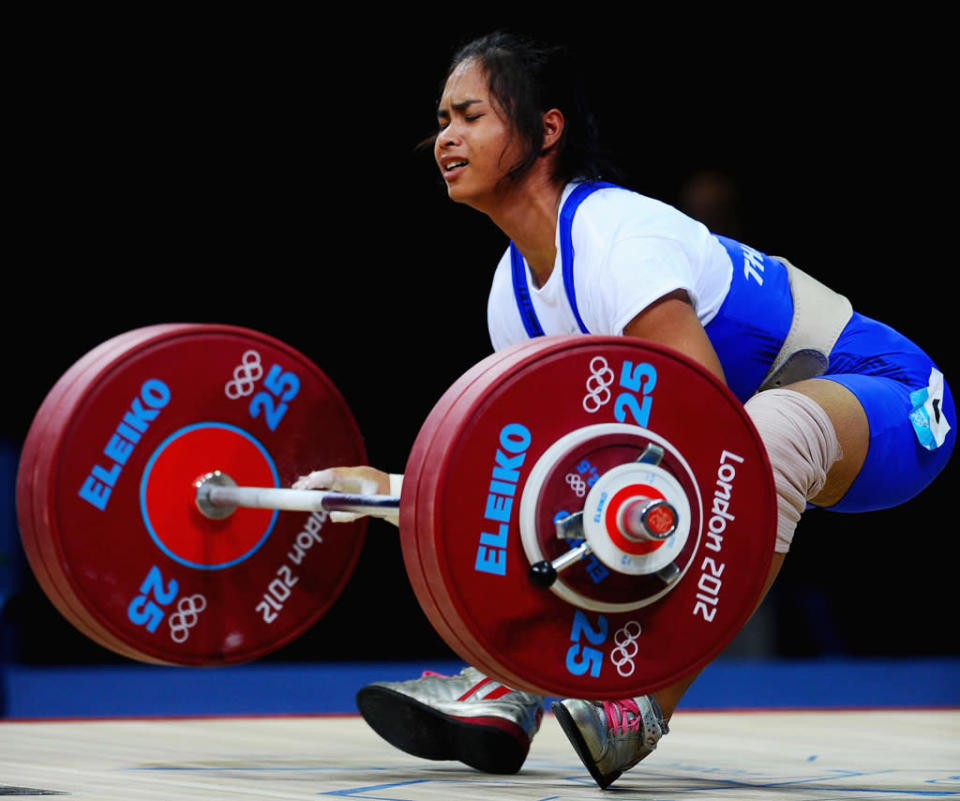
[817, 312, 954, 513]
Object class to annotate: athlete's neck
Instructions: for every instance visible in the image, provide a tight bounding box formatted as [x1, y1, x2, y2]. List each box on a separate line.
[486, 174, 564, 288]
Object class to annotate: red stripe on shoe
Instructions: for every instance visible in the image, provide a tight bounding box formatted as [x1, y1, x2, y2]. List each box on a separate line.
[483, 685, 513, 700]
[457, 677, 491, 701]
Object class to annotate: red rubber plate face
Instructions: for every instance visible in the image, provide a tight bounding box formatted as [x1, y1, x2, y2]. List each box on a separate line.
[17, 324, 366, 665]
[17, 328, 186, 660]
[400, 345, 530, 673]
[405, 335, 776, 699]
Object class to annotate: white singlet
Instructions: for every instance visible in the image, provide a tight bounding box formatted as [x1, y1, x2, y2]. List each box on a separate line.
[487, 183, 733, 351]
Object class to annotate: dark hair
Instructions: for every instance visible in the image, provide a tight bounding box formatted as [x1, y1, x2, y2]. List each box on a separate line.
[440, 32, 624, 186]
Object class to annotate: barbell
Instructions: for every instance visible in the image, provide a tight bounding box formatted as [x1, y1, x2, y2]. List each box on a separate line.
[15, 323, 776, 699]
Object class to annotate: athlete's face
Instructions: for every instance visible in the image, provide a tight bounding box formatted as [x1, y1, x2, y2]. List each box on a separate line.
[434, 59, 524, 211]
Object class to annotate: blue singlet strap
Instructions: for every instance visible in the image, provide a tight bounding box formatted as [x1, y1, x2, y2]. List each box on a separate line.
[510, 181, 617, 338]
[510, 241, 544, 337]
[559, 182, 615, 333]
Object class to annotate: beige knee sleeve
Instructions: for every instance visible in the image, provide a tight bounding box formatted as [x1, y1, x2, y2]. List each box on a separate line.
[744, 389, 842, 553]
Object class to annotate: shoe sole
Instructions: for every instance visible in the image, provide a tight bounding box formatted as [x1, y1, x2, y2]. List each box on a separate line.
[551, 701, 619, 790]
[356, 686, 530, 774]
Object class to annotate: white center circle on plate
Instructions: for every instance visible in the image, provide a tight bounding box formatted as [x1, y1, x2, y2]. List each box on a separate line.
[580, 461, 689, 575]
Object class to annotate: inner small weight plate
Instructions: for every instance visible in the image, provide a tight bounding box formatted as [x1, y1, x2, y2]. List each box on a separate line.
[16, 324, 367, 665]
[404, 335, 776, 700]
[520, 426, 700, 613]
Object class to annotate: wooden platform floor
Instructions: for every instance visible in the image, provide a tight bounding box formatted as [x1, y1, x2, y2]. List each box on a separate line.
[1, 709, 957, 799]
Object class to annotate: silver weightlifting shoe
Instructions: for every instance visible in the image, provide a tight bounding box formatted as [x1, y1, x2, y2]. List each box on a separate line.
[356, 667, 544, 774]
[552, 695, 668, 789]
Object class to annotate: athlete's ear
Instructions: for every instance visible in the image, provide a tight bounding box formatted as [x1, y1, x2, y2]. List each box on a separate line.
[541, 108, 564, 153]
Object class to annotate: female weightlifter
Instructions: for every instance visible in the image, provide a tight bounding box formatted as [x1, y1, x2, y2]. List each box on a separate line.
[296, 32, 955, 789]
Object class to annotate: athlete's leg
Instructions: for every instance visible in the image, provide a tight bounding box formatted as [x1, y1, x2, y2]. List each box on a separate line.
[651, 379, 859, 720]
[631, 359, 955, 738]
[788, 378, 870, 508]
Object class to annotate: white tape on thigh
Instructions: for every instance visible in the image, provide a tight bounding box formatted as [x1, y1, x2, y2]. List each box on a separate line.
[745, 389, 841, 553]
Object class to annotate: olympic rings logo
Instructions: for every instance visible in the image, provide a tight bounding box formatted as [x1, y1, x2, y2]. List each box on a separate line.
[610, 620, 642, 677]
[224, 350, 264, 399]
[582, 357, 615, 413]
[565, 473, 587, 498]
[169, 594, 207, 643]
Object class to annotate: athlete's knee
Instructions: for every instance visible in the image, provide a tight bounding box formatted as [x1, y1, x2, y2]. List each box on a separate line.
[744, 389, 842, 554]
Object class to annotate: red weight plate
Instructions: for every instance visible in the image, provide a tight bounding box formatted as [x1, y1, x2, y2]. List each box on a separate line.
[18, 327, 189, 660]
[400, 345, 532, 673]
[402, 337, 606, 692]
[17, 324, 366, 665]
[405, 335, 776, 699]
[401, 338, 620, 692]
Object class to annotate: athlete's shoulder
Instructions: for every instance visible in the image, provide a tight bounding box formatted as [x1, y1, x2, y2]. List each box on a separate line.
[579, 182, 673, 211]
[573, 182, 697, 239]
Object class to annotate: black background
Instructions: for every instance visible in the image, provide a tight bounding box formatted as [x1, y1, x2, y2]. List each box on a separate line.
[2, 14, 955, 665]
